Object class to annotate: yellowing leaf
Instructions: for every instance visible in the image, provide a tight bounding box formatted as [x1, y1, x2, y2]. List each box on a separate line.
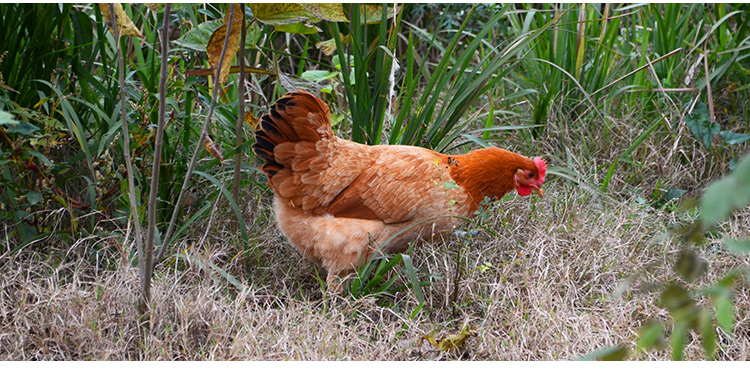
[249, 3, 317, 25]
[420, 326, 475, 352]
[203, 134, 224, 165]
[315, 34, 352, 56]
[360, 4, 399, 25]
[300, 4, 348, 22]
[144, 3, 159, 12]
[207, 4, 243, 84]
[244, 112, 258, 129]
[98, 3, 144, 39]
[275, 22, 319, 35]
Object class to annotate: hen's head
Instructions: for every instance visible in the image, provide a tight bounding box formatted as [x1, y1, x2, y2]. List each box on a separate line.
[514, 157, 547, 197]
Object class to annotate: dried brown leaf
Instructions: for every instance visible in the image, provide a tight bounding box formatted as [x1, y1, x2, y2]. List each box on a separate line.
[244, 112, 258, 129]
[98, 3, 144, 39]
[203, 134, 224, 165]
[207, 4, 243, 84]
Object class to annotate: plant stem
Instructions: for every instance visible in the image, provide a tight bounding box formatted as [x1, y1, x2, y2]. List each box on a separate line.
[156, 4, 235, 263]
[108, 4, 146, 315]
[232, 4, 246, 230]
[144, 3, 171, 313]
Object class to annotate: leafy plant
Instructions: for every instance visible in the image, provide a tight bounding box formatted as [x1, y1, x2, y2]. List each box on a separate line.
[586, 153, 750, 360]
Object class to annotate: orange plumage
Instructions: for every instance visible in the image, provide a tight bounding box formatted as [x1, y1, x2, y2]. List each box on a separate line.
[253, 90, 546, 287]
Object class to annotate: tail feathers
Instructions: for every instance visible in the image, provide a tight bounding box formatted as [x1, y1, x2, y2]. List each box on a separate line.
[252, 90, 332, 178]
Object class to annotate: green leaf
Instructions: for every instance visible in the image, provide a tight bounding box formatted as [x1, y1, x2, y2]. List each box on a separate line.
[699, 309, 717, 360]
[685, 102, 719, 148]
[576, 345, 628, 361]
[301, 70, 338, 83]
[660, 284, 695, 316]
[671, 320, 688, 361]
[172, 20, 223, 52]
[27, 150, 53, 166]
[401, 254, 425, 304]
[0, 110, 39, 135]
[636, 322, 665, 350]
[700, 177, 736, 226]
[700, 154, 750, 226]
[274, 22, 319, 35]
[715, 289, 734, 334]
[725, 239, 750, 254]
[666, 188, 686, 201]
[26, 191, 42, 205]
[719, 130, 750, 145]
[674, 249, 707, 282]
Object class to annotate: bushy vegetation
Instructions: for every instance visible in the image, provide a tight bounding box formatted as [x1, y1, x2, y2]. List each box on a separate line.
[1, 3, 748, 360]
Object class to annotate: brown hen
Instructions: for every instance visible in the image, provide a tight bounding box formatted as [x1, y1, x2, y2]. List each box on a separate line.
[253, 90, 546, 288]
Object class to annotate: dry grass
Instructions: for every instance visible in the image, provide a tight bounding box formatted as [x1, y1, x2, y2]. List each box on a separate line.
[2, 179, 748, 360]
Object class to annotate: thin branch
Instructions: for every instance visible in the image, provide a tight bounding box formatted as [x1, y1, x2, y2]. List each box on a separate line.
[156, 4, 236, 263]
[232, 4, 246, 222]
[703, 41, 715, 123]
[591, 48, 682, 97]
[109, 3, 146, 311]
[145, 3, 171, 292]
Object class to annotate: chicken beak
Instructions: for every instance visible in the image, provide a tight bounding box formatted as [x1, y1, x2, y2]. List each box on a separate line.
[532, 186, 544, 197]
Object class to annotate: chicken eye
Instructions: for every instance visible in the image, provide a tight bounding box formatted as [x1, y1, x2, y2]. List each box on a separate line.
[527, 172, 534, 178]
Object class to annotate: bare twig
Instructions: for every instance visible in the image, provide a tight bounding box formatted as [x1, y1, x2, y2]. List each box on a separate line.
[232, 4, 246, 229]
[156, 4, 236, 263]
[703, 41, 715, 123]
[591, 48, 682, 98]
[645, 54, 682, 128]
[143, 3, 172, 310]
[108, 4, 146, 313]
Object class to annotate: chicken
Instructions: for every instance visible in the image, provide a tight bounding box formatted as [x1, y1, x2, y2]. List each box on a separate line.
[252, 90, 546, 288]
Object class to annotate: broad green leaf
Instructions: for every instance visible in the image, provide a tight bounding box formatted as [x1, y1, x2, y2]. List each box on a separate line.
[274, 22, 319, 35]
[26, 191, 42, 205]
[685, 102, 719, 148]
[715, 289, 734, 334]
[719, 130, 750, 145]
[173, 20, 223, 52]
[700, 177, 736, 226]
[301, 70, 338, 83]
[666, 188, 686, 201]
[725, 239, 750, 254]
[27, 150, 53, 166]
[700, 154, 750, 226]
[0, 110, 39, 135]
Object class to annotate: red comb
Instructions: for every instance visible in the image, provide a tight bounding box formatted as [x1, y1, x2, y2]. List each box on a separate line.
[533, 157, 547, 183]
